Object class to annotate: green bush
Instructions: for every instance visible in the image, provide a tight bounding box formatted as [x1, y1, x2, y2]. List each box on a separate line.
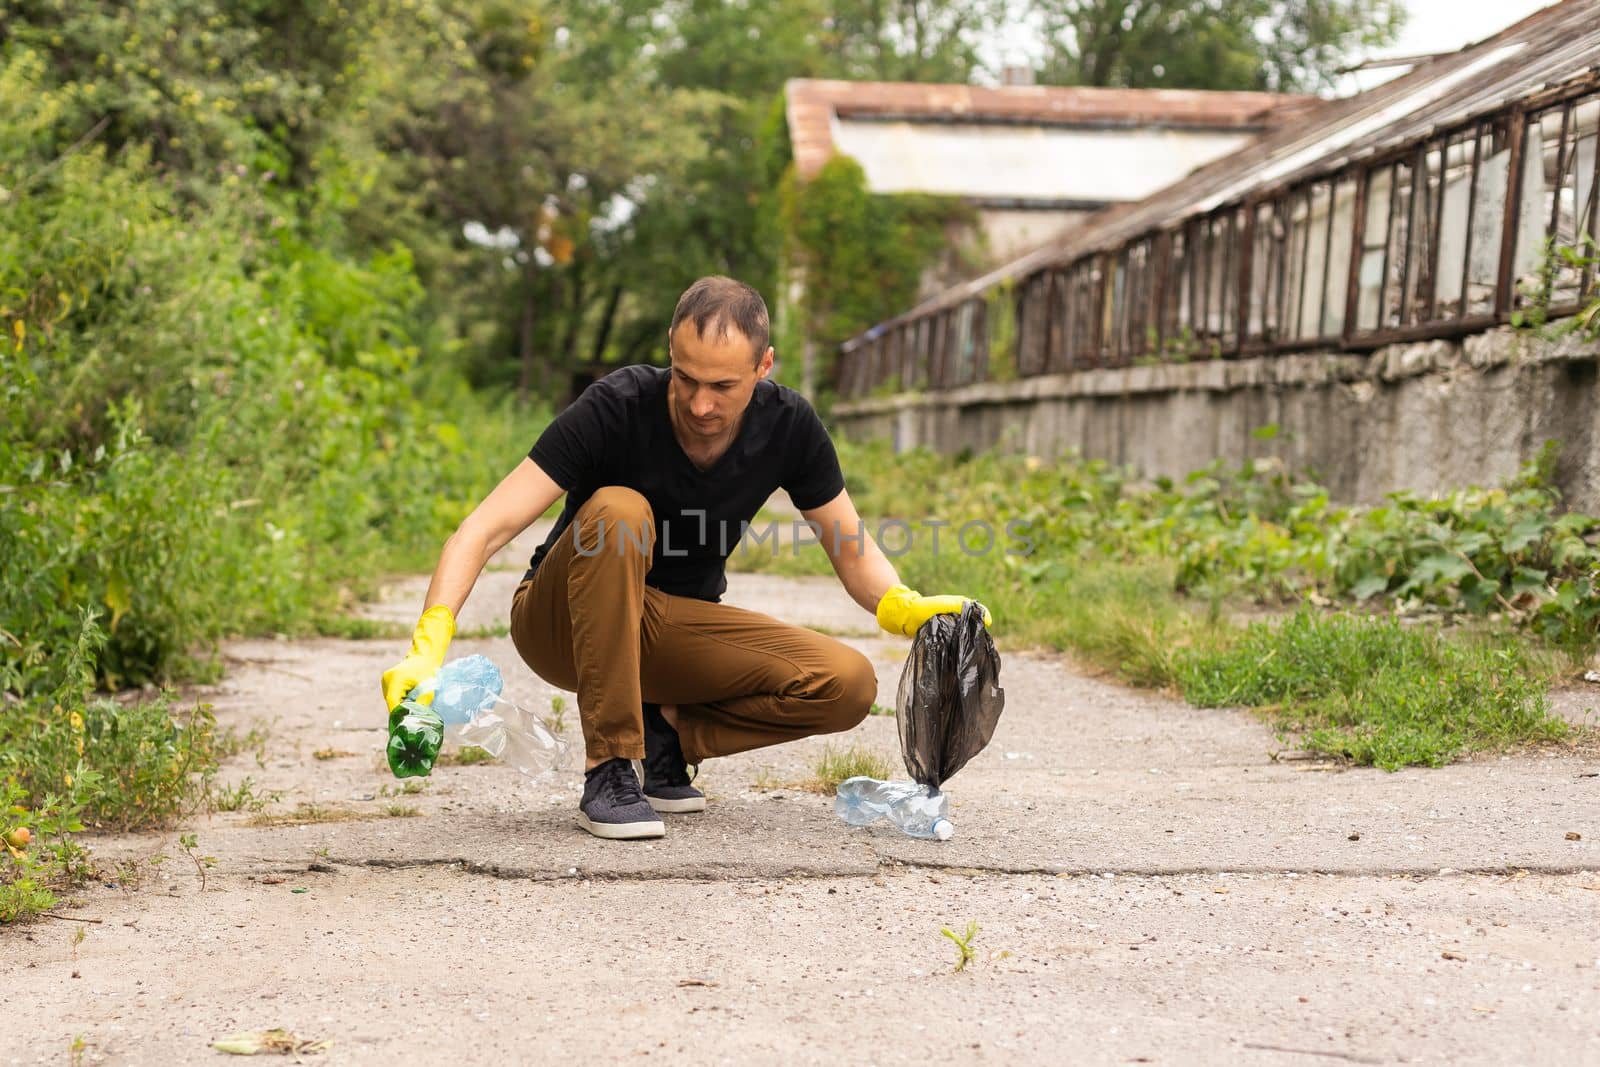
[0, 44, 535, 918]
[827, 439, 1600, 657]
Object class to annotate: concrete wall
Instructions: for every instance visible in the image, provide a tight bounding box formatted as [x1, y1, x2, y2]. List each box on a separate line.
[831, 325, 1600, 512]
[975, 207, 1096, 263]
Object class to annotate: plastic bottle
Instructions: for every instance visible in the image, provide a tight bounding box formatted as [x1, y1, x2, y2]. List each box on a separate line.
[833, 776, 954, 840]
[387, 698, 444, 778]
[401, 655, 568, 779]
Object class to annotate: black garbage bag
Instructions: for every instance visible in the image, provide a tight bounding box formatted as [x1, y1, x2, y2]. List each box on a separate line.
[896, 600, 1005, 788]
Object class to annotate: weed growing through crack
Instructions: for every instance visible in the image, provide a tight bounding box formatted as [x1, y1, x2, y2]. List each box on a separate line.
[548, 695, 569, 735]
[248, 804, 366, 828]
[806, 745, 894, 793]
[217, 720, 272, 769]
[210, 776, 282, 813]
[178, 832, 215, 891]
[437, 746, 496, 766]
[941, 921, 979, 973]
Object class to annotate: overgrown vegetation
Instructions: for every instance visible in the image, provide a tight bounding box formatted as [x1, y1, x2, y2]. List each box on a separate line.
[807, 744, 896, 792]
[1511, 237, 1600, 343]
[1, 11, 530, 920]
[779, 155, 976, 395]
[735, 441, 1591, 769]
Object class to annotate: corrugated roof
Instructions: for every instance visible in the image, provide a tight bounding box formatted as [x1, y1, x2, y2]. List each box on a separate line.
[843, 0, 1600, 345]
[786, 78, 1316, 182]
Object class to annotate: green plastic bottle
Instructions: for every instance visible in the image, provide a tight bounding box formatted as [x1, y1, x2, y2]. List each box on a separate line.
[387, 697, 444, 778]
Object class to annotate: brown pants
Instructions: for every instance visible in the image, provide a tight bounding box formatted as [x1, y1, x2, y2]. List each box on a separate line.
[509, 486, 876, 764]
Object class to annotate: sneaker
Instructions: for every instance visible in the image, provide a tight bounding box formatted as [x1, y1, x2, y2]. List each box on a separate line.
[578, 757, 665, 840]
[642, 703, 706, 814]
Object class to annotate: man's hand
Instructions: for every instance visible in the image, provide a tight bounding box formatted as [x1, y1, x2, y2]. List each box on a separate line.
[381, 605, 457, 711]
[875, 584, 992, 637]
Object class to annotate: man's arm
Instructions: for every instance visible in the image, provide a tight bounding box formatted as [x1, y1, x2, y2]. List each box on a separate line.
[800, 488, 900, 615]
[381, 458, 565, 711]
[423, 458, 566, 618]
[800, 487, 993, 636]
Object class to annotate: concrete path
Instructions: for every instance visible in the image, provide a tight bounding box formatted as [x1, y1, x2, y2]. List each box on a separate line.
[5, 550, 1599, 1066]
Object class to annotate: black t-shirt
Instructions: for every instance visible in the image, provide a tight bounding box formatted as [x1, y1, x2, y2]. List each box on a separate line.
[524, 365, 846, 602]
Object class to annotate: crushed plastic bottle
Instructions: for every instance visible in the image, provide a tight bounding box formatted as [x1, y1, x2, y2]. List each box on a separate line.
[833, 776, 954, 840]
[387, 697, 444, 778]
[392, 654, 569, 779]
[414, 654, 507, 725]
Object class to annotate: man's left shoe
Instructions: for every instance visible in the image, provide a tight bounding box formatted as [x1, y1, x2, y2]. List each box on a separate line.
[642, 702, 706, 813]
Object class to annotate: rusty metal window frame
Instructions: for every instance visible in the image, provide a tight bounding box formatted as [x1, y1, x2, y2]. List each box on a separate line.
[836, 72, 1600, 398]
[1044, 270, 1070, 374]
[967, 299, 989, 384]
[1017, 273, 1051, 376]
[929, 310, 949, 389]
[1513, 87, 1600, 319]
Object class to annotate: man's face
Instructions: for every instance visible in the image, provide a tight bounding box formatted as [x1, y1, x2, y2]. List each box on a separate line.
[667, 319, 774, 440]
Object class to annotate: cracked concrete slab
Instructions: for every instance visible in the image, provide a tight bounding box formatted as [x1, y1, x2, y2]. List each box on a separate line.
[7, 567, 1600, 1065]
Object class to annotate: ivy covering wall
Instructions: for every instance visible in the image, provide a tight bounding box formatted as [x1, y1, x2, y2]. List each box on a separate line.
[777, 153, 976, 400]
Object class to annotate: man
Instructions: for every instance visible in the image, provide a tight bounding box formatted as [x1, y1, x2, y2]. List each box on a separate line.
[381, 276, 989, 840]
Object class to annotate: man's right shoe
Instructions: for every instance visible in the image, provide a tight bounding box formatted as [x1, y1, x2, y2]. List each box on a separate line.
[578, 757, 665, 840]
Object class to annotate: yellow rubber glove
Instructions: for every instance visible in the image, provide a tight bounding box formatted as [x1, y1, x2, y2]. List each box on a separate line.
[380, 605, 456, 711]
[875, 583, 993, 638]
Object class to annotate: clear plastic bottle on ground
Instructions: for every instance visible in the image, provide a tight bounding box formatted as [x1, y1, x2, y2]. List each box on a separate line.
[408, 655, 569, 779]
[833, 776, 954, 840]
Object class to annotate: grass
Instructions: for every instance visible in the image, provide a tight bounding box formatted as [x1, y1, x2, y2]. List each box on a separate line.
[209, 777, 282, 813]
[313, 616, 409, 640]
[311, 618, 509, 641]
[247, 803, 369, 828]
[941, 921, 980, 973]
[437, 746, 497, 766]
[867, 702, 896, 717]
[751, 440, 1585, 771]
[1178, 611, 1564, 769]
[382, 804, 421, 818]
[216, 721, 272, 766]
[805, 744, 895, 793]
[547, 695, 570, 735]
[312, 747, 357, 761]
[456, 622, 512, 640]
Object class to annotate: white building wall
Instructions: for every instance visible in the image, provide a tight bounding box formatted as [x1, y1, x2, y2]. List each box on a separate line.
[832, 120, 1256, 203]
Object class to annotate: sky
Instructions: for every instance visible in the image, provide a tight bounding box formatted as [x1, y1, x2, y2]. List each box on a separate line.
[1337, 0, 1557, 94]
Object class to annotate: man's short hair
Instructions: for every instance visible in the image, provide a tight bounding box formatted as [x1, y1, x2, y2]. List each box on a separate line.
[669, 276, 771, 364]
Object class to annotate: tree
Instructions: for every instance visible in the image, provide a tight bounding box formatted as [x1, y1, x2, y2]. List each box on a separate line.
[1032, 0, 1407, 93]
[825, 0, 1008, 83]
